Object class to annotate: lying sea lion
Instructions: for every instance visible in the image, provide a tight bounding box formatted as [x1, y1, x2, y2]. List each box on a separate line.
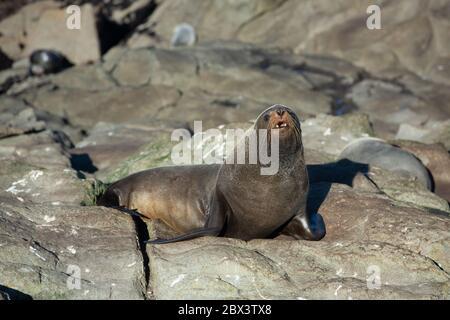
[98, 104, 326, 243]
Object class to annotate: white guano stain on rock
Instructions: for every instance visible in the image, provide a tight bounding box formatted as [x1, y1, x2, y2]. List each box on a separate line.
[334, 285, 342, 296]
[6, 170, 44, 195]
[29, 170, 43, 181]
[170, 274, 186, 288]
[29, 246, 46, 261]
[70, 227, 79, 235]
[43, 215, 56, 223]
[67, 246, 76, 254]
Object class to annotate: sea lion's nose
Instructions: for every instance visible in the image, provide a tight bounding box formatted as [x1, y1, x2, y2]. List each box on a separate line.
[276, 109, 285, 117]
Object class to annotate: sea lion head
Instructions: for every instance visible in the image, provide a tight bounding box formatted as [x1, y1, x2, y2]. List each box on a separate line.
[255, 104, 302, 154]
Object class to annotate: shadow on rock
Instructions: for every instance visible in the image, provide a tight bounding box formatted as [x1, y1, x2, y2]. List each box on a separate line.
[0, 285, 33, 300]
[307, 159, 369, 214]
[70, 152, 98, 174]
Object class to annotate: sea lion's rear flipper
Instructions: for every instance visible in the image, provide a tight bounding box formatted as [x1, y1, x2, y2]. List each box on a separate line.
[145, 227, 222, 244]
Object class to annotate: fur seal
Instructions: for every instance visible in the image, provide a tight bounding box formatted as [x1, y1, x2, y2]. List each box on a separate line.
[338, 137, 432, 190]
[29, 49, 72, 75]
[98, 104, 326, 243]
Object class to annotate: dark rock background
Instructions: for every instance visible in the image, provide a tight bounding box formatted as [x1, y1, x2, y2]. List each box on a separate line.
[0, 0, 449, 299]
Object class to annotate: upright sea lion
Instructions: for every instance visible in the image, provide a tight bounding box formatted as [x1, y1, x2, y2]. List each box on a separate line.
[98, 104, 326, 243]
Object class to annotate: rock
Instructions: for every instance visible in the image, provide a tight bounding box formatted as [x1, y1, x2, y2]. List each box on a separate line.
[132, 0, 285, 47]
[0, 95, 83, 145]
[422, 120, 450, 151]
[395, 123, 430, 142]
[146, 183, 450, 299]
[0, 1, 100, 65]
[396, 120, 450, 151]
[171, 23, 196, 47]
[19, 43, 346, 130]
[109, 44, 332, 116]
[111, 48, 154, 87]
[109, 0, 155, 27]
[0, 130, 88, 205]
[338, 138, 432, 190]
[20, 83, 182, 129]
[50, 64, 116, 92]
[307, 159, 449, 213]
[142, 0, 450, 128]
[302, 113, 374, 156]
[72, 122, 180, 179]
[103, 131, 176, 183]
[144, 1, 450, 89]
[0, 97, 46, 139]
[25, 3, 101, 65]
[0, 198, 146, 299]
[391, 140, 450, 202]
[346, 79, 444, 136]
[0, 1, 60, 60]
[0, 65, 29, 94]
[366, 166, 450, 213]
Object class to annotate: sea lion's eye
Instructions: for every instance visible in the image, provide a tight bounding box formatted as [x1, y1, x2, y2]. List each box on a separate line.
[263, 114, 270, 122]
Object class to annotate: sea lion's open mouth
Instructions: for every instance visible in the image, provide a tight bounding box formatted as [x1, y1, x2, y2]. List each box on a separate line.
[274, 120, 288, 129]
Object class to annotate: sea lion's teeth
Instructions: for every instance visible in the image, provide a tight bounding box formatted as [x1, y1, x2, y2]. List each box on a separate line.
[275, 124, 279, 128]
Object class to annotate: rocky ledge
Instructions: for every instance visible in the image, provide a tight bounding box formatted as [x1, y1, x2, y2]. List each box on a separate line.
[0, 0, 449, 300]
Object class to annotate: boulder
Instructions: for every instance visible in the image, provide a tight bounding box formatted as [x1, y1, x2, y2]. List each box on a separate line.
[396, 120, 450, 151]
[0, 130, 88, 205]
[0, 1, 100, 65]
[146, 184, 450, 299]
[143, 0, 450, 89]
[72, 122, 181, 179]
[301, 113, 374, 156]
[0, 97, 46, 139]
[0, 198, 146, 299]
[391, 140, 450, 202]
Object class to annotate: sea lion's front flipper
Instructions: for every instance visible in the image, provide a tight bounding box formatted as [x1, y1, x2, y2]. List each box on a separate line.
[282, 213, 326, 241]
[145, 227, 222, 244]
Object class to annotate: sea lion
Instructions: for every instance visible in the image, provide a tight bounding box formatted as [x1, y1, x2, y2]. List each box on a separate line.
[98, 104, 326, 243]
[29, 49, 72, 75]
[338, 137, 432, 190]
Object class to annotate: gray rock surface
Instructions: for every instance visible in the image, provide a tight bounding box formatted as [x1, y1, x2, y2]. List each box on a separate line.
[391, 140, 450, 202]
[0, 1, 101, 65]
[0, 130, 88, 205]
[0, 198, 146, 299]
[144, 0, 450, 89]
[1, 0, 450, 300]
[146, 184, 450, 299]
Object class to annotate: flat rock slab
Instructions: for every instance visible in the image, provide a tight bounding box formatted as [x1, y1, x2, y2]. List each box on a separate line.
[302, 113, 374, 156]
[0, 130, 87, 205]
[146, 184, 450, 299]
[0, 198, 146, 299]
[72, 122, 179, 179]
